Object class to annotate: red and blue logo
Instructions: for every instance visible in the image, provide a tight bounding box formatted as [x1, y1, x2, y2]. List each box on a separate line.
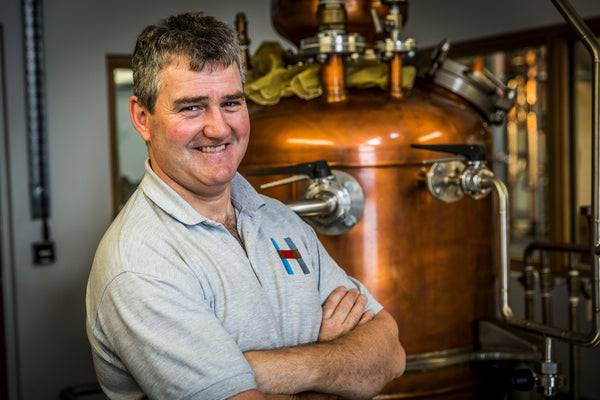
[270, 237, 310, 275]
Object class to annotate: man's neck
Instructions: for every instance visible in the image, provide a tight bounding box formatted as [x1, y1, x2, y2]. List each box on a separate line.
[186, 186, 233, 224]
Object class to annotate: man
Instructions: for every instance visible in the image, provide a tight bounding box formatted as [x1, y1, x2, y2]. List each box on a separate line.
[86, 12, 405, 400]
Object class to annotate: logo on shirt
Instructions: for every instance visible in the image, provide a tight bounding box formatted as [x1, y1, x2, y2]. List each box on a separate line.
[270, 237, 310, 275]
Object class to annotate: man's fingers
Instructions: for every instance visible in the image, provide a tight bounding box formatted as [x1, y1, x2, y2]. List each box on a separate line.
[358, 309, 374, 326]
[330, 288, 360, 323]
[343, 293, 368, 327]
[323, 287, 365, 326]
[321, 286, 349, 319]
[319, 286, 372, 342]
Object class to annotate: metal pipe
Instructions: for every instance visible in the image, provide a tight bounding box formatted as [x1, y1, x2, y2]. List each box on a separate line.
[522, 264, 536, 320]
[283, 197, 337, 217]
[544, 337, 553, 363]
[521, 241, 589, 322]
[523, 241, 588, 261]
[485, 174, 600, 345]
[540, 337, 561, 398]
[551, 0, 600, 346]
[485, 176, 513, 320]
[404, 347, 537, 373]
[568, 255, 581, 400]
[322, 53, 347, 102]
[540, 253, 554, 325]
[23, 0, 50, 220]
[487, 0, 600, 348]
[519, 241, 589, 396]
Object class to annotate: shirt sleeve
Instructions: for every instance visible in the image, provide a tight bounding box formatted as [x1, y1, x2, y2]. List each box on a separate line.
[89, 270, 257, 400]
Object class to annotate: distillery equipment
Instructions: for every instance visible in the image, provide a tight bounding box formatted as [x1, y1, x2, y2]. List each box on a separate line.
[240, 0, 518, 397]
[248, 159, 365, 235]
[392, 1, 600, 397]
[240, 0, 600, 398]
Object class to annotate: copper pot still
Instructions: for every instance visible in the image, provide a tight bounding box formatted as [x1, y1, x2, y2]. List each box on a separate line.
[241, 1, 504, 397]
[271, 0, 406, 47]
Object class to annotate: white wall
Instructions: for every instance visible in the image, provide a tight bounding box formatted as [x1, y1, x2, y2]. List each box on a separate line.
[0, 0, 598, 399]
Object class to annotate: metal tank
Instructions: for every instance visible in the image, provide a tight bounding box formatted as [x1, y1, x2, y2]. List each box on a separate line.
[270, 0, 403, 48]
[239, 1, 514, 397]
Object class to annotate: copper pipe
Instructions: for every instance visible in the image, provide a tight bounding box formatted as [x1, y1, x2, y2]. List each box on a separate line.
[322, 53, 347, 102]
[390, 53, 403, 99]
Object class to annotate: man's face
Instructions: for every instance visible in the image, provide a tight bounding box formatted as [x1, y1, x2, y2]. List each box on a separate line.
[133, 61, 250, 202]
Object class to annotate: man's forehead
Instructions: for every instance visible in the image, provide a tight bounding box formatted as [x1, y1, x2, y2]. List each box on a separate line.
[162, 55, 238, 78]
[158, 63, 242, 96]
[158, 64, 244, 107]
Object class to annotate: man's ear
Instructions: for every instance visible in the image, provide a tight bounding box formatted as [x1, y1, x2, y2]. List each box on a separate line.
[129, 96, 151, 142]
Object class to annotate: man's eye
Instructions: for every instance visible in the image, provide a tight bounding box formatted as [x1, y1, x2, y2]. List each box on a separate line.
[222, 101, 243, 110]
[182, 105, 200, 112]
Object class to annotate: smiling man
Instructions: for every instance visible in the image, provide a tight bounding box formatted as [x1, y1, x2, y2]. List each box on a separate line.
[86, 12, 405, 400]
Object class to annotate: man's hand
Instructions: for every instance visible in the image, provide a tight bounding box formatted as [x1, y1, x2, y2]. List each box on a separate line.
[245, 310, 404, 399]
[230, 390, 336, 400]
[318, 287, 373, 342]
[266, 393, 337, 400]
[244, 287, 405, 399]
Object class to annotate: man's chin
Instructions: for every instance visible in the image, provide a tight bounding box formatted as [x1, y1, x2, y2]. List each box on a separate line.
[203, 168, 238, 186]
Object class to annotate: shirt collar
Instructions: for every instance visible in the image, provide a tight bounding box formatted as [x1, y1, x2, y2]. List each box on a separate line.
[140, 159, 265, 226]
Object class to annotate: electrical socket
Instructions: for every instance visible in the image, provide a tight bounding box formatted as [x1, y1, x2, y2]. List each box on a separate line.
[32, 241, 55, 266]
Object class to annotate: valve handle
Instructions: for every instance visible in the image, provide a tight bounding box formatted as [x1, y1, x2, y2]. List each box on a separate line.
[410, 143, 486, 162]
[426, 39, 450, 77]
[247, 159, 333, 179]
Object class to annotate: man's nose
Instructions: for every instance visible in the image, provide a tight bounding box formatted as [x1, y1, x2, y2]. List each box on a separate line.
[203, 107, 229, 138]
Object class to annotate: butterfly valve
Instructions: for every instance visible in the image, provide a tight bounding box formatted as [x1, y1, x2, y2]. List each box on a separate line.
[411, 143, 496, 203]
[248, 160, 364, 236]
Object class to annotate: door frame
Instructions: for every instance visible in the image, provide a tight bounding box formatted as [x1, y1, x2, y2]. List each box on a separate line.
[0, 24, 20, 400]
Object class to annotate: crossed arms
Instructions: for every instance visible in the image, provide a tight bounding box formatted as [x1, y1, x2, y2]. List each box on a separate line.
[233, 287, 406, 400]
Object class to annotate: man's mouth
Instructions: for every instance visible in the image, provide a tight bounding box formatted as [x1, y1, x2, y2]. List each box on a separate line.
[197, 144, 226, 153]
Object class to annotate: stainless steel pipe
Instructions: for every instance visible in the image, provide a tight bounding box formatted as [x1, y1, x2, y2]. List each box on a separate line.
[484, 173, 600, 345]
[484, 0, 600, 349]
[283, 197, 337, 217]
[552, 0, 600, 346]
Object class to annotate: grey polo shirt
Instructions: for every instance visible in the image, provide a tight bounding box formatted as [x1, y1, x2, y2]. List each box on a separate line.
[86, 160, 382, 400]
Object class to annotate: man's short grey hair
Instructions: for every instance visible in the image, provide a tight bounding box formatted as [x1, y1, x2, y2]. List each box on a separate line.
[132, 12, 244, 114]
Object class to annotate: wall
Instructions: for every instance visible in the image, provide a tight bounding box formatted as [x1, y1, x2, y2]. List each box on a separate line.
[0, 0, 598, 399]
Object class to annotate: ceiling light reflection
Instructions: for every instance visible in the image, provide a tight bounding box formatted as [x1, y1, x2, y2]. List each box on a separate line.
[287, 138, 335, 146]
[366, 137, 382, 146]
[417, 131, 443, 142]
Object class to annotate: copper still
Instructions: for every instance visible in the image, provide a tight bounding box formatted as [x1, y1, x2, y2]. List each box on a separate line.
[240, 1, 513, 397]
[270, 0, 404, 48]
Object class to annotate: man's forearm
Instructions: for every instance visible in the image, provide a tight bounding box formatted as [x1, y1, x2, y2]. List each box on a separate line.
[313, 310, 405, 398]
[244, 310, 405, 400]
[228, 389, 336, 400]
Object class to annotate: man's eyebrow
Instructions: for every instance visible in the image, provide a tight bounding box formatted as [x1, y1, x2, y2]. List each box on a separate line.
[173, 96, 208, 107]
[223, 91, 246, 101]
[172, 92, 245, 107]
